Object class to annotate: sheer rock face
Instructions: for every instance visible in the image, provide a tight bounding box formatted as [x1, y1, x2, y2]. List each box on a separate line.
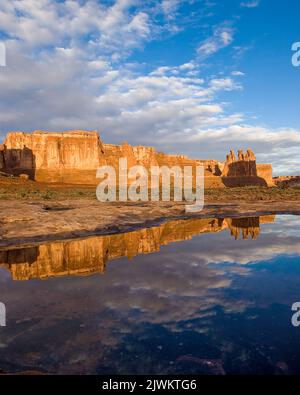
[1, 131, 106, 183]
[256, 164, 274, 186]
[222, 149, 257, 177]
[0, 131, 273, 187]
[103, 142, 158, 170]
[3, 131, 105, 169]
[132, 146, 158, 168]
[0, 144, 4, 169]
[221, 149, 274, 186]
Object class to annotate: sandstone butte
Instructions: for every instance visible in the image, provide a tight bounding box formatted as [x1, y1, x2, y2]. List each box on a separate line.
[0, 130, 274, 187]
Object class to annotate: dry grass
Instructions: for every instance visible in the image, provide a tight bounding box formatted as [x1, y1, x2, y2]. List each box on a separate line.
[0, 176, 299, 202]
[204, 185, 300, 202]
[0, 177, 95, 200]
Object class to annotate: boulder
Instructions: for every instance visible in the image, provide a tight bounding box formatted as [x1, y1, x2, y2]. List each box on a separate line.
[19, 174, 30, 180]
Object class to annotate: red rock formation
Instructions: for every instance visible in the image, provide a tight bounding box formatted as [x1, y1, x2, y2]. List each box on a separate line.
[0, 144, 4, 169]
[1, 130, 106, 183]
[222, 149, 257, 177]
[256, 164, 274, 186]
[0, 131, 273, 187]
[273, 175, 300, 187]
[221, 149, 274, 187]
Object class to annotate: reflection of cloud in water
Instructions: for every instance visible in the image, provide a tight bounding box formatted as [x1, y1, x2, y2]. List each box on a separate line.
[0, 249, 246, 373]
[0, 215, 276, 280]
[189, 235, 300, 265]
[0, 215, 299, 373]
[190, 217, 300, 265]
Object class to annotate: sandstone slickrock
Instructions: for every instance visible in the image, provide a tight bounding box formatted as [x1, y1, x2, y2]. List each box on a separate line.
[0, 130, 273, 187]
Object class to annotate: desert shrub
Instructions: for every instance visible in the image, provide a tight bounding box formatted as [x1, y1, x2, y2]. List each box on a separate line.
[19, 188, 30, 198]
[41, 189, 56, 200]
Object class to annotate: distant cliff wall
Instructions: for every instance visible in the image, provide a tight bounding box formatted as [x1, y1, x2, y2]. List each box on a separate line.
[0, 130, 273, 187]
[1, 131, 106, 183]
[273, 175, 300, 187]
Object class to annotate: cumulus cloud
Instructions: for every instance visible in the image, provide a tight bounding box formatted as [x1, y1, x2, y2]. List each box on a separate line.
[0, 0, 152, 56]
[0, 0, 299, 175]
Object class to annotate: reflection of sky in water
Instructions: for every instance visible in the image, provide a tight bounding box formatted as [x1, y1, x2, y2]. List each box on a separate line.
[0, 215, 300, 374]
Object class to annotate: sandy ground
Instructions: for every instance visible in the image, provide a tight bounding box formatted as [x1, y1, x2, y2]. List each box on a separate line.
[1, 199, 300, 249]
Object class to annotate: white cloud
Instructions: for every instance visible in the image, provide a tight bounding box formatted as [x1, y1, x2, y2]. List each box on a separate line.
[231, 70, 245, 76]
[0, 1, 299, 175]
[240, 1, 260, 8]
[210, 77, 242, 91]
[0, 0, 152, 57]
[161, 0, 180, 19]
[197, 25, 234, 58]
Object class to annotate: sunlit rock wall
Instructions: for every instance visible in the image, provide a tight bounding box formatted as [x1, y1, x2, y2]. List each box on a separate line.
[2, 130, 106, 183]
[221, 149, 274, 187]
[0, 131, 273, 187]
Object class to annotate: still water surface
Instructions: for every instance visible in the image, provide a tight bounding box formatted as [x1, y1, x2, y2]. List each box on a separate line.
[0, 215, 300, 374]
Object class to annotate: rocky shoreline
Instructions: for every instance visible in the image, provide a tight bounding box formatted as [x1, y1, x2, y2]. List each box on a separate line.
[1, 199, 300, 249]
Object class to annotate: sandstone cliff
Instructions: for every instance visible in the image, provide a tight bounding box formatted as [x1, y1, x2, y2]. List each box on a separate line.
[0, 130, 106, 183]
[0, 130, 273, 187]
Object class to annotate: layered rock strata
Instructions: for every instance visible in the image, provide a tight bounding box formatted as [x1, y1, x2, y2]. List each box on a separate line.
[222, 149, 273, 186]
[0, 131, 273, 187]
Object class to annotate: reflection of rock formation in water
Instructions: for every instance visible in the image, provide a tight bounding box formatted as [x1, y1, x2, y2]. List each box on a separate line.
[0, 216, 275, 280]
[225, 216, 273, 240]
[226, 217, 260, 240]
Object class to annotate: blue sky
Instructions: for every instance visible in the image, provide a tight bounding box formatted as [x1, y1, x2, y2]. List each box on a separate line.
[0, 0, 299, 174]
